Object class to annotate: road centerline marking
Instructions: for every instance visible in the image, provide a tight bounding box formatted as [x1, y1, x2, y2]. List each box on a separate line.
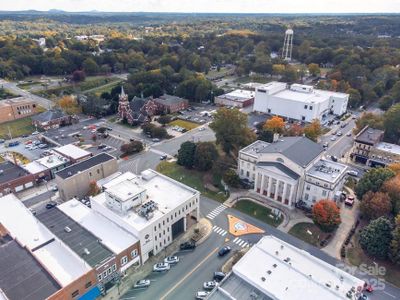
[160, 247, 219, 300]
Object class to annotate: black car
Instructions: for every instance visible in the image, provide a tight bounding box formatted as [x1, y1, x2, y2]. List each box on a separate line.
[218, 246, 231, 257]
[213, 272, 226, 282]
[180, 241, 196, 250]
[45, 202, 57, 209]
[330, 155, 338, 162]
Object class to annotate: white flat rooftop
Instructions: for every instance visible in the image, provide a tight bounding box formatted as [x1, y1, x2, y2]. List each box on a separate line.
[0, 194, 91, 286]
[92, 170, 199, 231]
[58, 199, 139, 254]
[219, 89, 255, 101]
[375, 142, 400, 156]
[106, 180, 146, 202]
[35, 153, 69, 169]
[54, 144, 91, 160]
[240, 140, 270, 157]
[233, 236, 364, 300]
[23, 161, 48, 174]
[307, 159, 347, 183]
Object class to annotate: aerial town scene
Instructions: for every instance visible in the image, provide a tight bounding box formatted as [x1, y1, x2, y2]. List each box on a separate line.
[0, 1, 400, 300]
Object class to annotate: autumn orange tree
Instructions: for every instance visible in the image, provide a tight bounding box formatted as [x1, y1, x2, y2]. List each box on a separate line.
[382, 174, 400, 214]
[285, 123, 304, 136]
[88, 180, 100, 197]
[360, 191, 392, 220]
[388, 163, 400, 175]
[312, 199, 341, 232]
[304, 119, 322, 142]
[264, 116, 285, 134]
[58, 95, 82, 115]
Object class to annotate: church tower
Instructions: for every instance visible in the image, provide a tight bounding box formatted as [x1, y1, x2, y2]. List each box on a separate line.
[117, 86, 134, 124]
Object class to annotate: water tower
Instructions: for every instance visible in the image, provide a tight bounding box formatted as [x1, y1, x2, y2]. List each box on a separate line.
[282, 28, 294, 61]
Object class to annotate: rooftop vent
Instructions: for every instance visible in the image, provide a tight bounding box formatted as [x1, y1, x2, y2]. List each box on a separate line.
[283, 257, 291, 263]
[267, 270, 272, 275]
[64, 226, 72, 233]
[261, 277, 266, 282]
[83, 248, 90, 255]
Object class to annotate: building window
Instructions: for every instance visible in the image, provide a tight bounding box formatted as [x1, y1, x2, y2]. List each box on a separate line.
[304, 105, 308, 109]
[107, 267, 112, 275]
[301, 116, 306, 121]
[97, 169, 100, 174]
[309, 106, 313, 110]
[304, 193, 309, 200]
[112, 264, 116, 271]
[103, 271, 108, 278]
[89, 172, 92, 176]
[85, 281, 92, 289]
[267, 109, 271, 113]
[306, 185, 311, 191]
[121, 256, 128, 266]
[167, 217, 169, 222]
[155, 245, 158, 251]
[155, 236, 157, 241]
[154, 226, 157, 231]
[322, 190, 327, 197]
[72, 290, 79, 298]
[97, 274, 102, 281]
[159, 233, 161, 238]
[163, 220, 165, 226]
[131, 249, 138, 258]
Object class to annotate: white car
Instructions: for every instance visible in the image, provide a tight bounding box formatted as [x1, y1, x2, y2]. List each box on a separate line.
[153, 262, 170, 272]
[199, 127, 205, 131]
[31, 131, 39, 135]
[330, 136, 336, 141]
[196, 291, 210, 299]
[164, 256, 179, 265]
[133, 279, 150, 288]
[30, 145, 38, 150]
[347, 170, 359, 177]
[346, 132, 352, 137]
[203, 281, 217, 290]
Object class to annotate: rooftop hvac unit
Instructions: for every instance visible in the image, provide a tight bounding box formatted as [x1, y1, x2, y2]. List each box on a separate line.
[83, 248, 90, 255]
[64, 226, 72, 233]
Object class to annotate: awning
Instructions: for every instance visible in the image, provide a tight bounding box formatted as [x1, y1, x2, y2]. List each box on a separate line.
[120, 256, 140, 273]
[78, 286, 101, 300]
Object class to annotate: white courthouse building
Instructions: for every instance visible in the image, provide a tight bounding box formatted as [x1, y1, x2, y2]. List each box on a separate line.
[253, 82, 349, 122]
[90, 169, 200, 263]
[238, 137, 348, 209]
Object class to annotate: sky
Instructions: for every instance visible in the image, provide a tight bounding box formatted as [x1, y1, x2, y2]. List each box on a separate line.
[2, 0, 400, 13]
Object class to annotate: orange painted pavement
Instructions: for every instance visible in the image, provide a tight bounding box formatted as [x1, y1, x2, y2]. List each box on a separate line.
[227, 214, 265, 236]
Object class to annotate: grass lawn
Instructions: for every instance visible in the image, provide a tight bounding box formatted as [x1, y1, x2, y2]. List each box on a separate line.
[288, 222, 327, 247]
[169, 119, 199, 130]
[233, 199, 283, 227]
[84, 79, 122, 96]
[0, 117, 36, 139]
[347, 233, 400, 288]
[156, 161, 228, 203]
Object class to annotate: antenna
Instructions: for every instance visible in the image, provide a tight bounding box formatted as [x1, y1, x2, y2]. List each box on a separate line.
[282, 28, 294, 61]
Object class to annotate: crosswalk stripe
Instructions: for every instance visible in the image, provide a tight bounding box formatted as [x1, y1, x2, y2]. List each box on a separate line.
[233, 237, 238, 243]
[238, 241, 245, 247]
[213, 227, 219, 232]
[242, 242, 249, 248]
[216, 228, 224, 234]
[212, 225, 217, 229]
[221, 231, 227, 236]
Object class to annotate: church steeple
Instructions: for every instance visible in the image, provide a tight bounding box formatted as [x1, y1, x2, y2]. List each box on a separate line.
[119, 86, 128, 102]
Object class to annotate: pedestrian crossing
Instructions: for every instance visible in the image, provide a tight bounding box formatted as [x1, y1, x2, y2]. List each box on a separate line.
[232, 237, 250, 248]
[212, 225, 227, 237]
[206, 205, 227, 220]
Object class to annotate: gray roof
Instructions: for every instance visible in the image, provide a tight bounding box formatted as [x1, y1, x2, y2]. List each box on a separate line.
[257, 162, 300, 180]
[259, 137, 323, 167]
[355, 126, 384, 145]
[0, 161, 30, 185]
[56, 153, 115, 179]
[36, 208, 114, 268]
[0, 239, 60, 300]
[31, 109, 67, 122]
[154, 94, 187, 106]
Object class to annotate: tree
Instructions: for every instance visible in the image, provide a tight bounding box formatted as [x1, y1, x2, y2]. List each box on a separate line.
[389, 214, 400, 265]
[82, 58, 99, 75]
[258, 129, 274, 143]
[194, 142, 219, 171]
[58, 95, 81, 115]
[346, 88, 362, 109]
[158, 115, 171, 126]
[355, 167, 395, 199]
[264, 116, 285, 134]
[354, 112, 384, 134]
[388, 163, 400, 175]
[312, 199, 341, 232]
[223, 169, 240, 188]
[382, 174, 400, 214]
[360, 191, 392, 220]
[384, 103, 400, 144]
[88, 180, 100, 196]
[285, 123, 304, 137]
[359, 217, 393, 259]
[151, 127, 168, 139]
[72, 70, 86, 82]
[308, 63, 321, 76]
[120, 141, 144, 155]
[304, 119, 322, 142]
[177, 141, 196, 168]
[210, 108, 256, 154]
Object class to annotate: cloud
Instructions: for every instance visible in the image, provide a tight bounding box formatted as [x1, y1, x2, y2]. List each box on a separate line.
[2, 0, 400, 13]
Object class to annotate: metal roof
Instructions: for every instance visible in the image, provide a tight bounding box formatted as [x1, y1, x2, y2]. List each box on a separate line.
[257, 162, 300, 180]
[0, 239, 60, 300]
[0, 161, 30, 185]
[36, 208, 114, 268]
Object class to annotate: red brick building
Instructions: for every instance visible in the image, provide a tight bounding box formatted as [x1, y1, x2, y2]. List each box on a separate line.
[153, 94, 189, 113]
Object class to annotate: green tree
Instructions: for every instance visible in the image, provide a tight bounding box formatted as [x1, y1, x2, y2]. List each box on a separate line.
[151, 127, 168, 139]
[120, 141, 144, 155]
[354, 112, 384, 134]
[378, 95, 394, 111]
[308, 63, 321, 76]
[384, 103, 400, 144]
[177, 141, 196, 169]
[389, 215, 400, 265]
[209, 108, 256, 154]
[360, 217, 393, 259]
[360, 191, 392, 220]
[223, 169, 241, 188]
[346, 88, 362, 109]
[158, 115, 171, 126]
[355, 167, 395, 199]
[194, 142, 219, 171]
[82, 58, 99, 75]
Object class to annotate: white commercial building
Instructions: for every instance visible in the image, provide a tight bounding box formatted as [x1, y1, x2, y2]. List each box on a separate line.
[238, 137, 347, 209]
[208, 235, 365, 300]
[253, 82, 349, 122]
[214, 89, 255, 108]
[90, 169, 200, 262]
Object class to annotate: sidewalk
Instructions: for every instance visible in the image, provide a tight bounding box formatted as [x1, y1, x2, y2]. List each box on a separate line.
[17, 184, 53, 201]
[224, 189, 312, 231]
[322, 189, 360, 259]
[103, 218, 213, 300]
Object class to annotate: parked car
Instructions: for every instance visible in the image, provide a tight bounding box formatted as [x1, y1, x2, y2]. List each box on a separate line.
[345, 196, 355, 207]
[0, 139, 5, 143]
[51, 185, 58, 192]
[203, 281, 217, 290]
[330, 155, 338, 162]
[323, 142, 329, 148]
[180, 241, 196, 250]
[98, 144, 106, 149]
[365, 284, 374, 293]
[336, 131, 343, 136]
[29, 208, 37, 215]
[347, 170, 359, 177]
[195, 291, 210, 300]
[133, 279, 150, 288]
[358, 294, 368, 300]
[213, 272, 226, 282]
[153, 262, 170, 272]
[198, 127, 206, 131]
[31, 131, 39, 135]
[218, 246, 231, 257]
[164, 256, 179, 265]
[45, 202, 57, 209]
[38, 143, 48, 149]
[30, 145, 38, 150]
[340, 123, 347, 128]
[8, 141, 20, 147]
[160, 154, 168, 160]
[152, 138, 160, 142]
[330, 136, 336, 141]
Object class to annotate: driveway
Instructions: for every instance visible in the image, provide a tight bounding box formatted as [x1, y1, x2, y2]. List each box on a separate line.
[322, 191, 359, 259]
